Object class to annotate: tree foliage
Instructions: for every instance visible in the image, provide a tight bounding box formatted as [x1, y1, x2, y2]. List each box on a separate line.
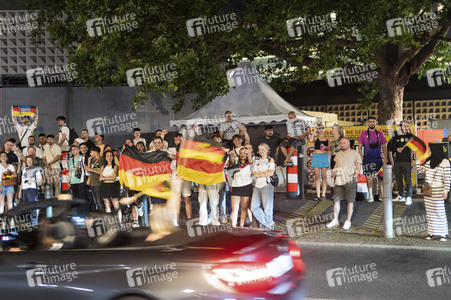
[29, 0, 451, 122]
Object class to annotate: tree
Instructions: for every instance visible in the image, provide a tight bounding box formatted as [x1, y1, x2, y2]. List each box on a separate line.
[30, 0, 450, 123]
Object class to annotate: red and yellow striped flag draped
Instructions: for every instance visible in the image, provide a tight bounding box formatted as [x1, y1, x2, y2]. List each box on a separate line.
[177, 138, 226, 185]
[119, 145, 172, 198]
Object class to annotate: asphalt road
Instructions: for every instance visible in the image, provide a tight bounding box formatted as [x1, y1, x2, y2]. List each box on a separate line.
[300, 244, 450, 300]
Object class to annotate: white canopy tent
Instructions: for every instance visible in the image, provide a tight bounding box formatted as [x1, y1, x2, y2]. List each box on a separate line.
[170, 62, 318, 128]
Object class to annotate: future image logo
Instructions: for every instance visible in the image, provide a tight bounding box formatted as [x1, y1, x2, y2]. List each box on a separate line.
[86, 113, 138, 137]
[126, 264, 178, 287]
[86, 14, 138, 37]
[326, 263, 378, 287]
[26, 263, 78, 287]
[186, 13, 238, 37]
[286, 13, 337, 37]
[386, 13, 438, 37]
[325, 64, 378, 87]
[26, 64, 78, 87]
[126, 63, 178, 87]
[426, 267, 451, 287]
[426, 67, 451, 87]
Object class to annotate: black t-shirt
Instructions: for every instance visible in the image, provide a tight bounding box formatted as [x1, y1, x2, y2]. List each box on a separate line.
[2, 150, 18, 164]
[81, 139, 96, 149]
[257, 136, 283, 158]
[390, 133, 413, 162]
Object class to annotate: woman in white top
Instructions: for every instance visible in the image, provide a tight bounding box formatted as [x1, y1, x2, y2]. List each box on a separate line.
[100, 151, 121, 221]
[0, 152, 17, 214]
[229, 147, 253, 227]
[251, 143, 276, 230]
[416, 144, 450, 242]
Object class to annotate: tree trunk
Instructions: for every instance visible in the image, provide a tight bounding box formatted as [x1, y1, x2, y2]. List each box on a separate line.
[377, 75, 406, 125]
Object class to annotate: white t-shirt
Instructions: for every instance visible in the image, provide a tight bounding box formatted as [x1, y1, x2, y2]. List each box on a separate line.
[231, 164, 253, 187]
[15, 123, 36, 147]
[57, 125, 70, 152]
[253, 157, 275, 189]
[21, 166, 43, 189]
[0, 164, 15, 184]
[22, 146, 44, 158]
[133, 137, 147, 147]
[334, 150, 362, 186]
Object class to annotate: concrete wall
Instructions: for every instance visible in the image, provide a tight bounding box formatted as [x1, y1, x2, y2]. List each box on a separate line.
[0, 85, 194, 148]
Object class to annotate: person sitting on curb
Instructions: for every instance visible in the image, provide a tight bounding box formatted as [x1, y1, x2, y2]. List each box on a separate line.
[327, 138, 362, 230]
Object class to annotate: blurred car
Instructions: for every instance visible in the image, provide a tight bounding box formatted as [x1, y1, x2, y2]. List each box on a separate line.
[0, 199, 305, 300]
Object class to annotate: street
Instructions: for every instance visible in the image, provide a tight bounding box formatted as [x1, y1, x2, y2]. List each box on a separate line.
[300, 244, 450, 300]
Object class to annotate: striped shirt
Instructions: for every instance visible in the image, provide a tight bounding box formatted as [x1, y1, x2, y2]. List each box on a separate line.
[416, 159, 451, 192]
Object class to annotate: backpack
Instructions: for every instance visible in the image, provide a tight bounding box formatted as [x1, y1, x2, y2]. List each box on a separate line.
[61, 125, 78, 145]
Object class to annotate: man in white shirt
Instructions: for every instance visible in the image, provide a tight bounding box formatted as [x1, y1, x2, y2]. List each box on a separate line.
[56, 116, 70, 152]
[280, 111, 310, 167]
[219, 111, 250, 149]
[43, 135, 62, 197]
[133, 128, 147, 147]
[11, 106, 39, 149]
[22, 136, 43, 158]
[327, 138, 362, 230]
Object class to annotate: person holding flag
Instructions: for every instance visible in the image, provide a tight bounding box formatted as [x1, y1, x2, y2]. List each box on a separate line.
[388, 121, 416, 205]
[11, 106, 39, 149]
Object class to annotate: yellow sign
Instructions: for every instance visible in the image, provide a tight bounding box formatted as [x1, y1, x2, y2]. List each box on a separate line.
[323, 124, 417, 142]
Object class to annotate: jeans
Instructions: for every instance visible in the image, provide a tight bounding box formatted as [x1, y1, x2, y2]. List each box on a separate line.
[217, 182, 226, 219]
[141, 195, 149, 227]
[23, 188, 37, 203]
[394, 162, 412, 198]
[91, 185, 103, 210]
[71, 182, 87, 200]
[251, 184, 275, 229]
[198, 184, 219, 225]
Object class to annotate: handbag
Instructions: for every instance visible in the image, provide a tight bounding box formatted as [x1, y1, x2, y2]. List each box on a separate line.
[2, 170, 17, 186]
[422, 167, 438, 197]
[270, 173, 279, 186]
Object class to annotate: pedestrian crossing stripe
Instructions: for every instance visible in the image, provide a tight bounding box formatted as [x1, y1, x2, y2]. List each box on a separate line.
[288, 200, 317, 219]
[361, 205, 384, 230]
[305, 200, 333, 218]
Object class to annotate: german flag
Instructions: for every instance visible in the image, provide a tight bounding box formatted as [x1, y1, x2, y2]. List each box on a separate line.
[177, 138, 226, 185]
[119, 145, 173, 198]
[406, 135, 427, 160]
[12, 105, 37, 118]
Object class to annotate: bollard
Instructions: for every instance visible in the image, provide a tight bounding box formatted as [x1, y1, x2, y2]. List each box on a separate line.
[298, 145, 305, 200]
[287, 146, 300, 198]
[383, 164, 393, 239]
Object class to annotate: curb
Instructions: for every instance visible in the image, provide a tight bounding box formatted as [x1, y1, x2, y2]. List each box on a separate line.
[297, 240, 451, 252]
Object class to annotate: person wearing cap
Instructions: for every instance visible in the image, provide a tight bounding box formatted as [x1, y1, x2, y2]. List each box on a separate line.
[84, 146, 105, 211]
[257, 125, 282, 160]
[11, 106, 39, 149]
[94, 132, 105, 156]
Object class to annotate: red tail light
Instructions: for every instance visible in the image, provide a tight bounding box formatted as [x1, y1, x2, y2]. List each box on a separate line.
[288, 240, 305, 271]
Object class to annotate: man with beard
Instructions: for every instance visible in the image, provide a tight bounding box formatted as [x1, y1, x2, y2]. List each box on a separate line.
[358, 117, 387, 202]
[38, 133, 47, 153]
[74, 129, 96, 149]
[22, 136, 43, 158]
[42, 135, 62, 197]
[389, 121, 415, 205]
[257, 125, 282, 160]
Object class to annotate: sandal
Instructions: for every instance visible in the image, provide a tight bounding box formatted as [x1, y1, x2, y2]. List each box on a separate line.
[320, 197, 326, 201]
[313, 197, 320, 201]
[425, 235, 434, 240]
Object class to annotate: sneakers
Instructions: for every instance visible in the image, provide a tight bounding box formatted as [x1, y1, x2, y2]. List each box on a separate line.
[326, 219, 339, 228]
[343, 221, 352, 230]
[367, 195, 374, 202]
[405, 197, 412, 206]
[426, 235, 433, 240]
[397, 196, 405, 202]
[440, 236, 447, 242]
[137, 204, 143, 217]
[220, 216, 228, 224]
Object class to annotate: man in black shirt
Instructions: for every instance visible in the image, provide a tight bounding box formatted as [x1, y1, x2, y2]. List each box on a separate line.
[388, 121, 415, 205]
[257, 125, 282, 160]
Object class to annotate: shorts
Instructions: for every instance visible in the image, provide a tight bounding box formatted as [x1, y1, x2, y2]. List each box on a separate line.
[362, 159, 383, 177]
[100, 182, 119, 199]
[280, 138, 305, 149]
[181, 180, 192, 197]
[333, 180, 357, 203]
[0, 185, 14, 195]
[231, 184, 253, 197]
[311, 152, 329, 168]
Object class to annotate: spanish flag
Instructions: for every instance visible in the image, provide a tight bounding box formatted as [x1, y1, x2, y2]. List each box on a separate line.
[12, 105, 37, 118]
[406, 135, 428, 160]
[177, 138, 226, 185]
[119, 145, 172, 198]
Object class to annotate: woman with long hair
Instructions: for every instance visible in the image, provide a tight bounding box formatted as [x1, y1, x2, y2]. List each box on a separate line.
[229, 147, 253, 227]
[99, 150, 121, 221]
[309, 124, 330, 201]
[416, 144, 450, 242]
[328, 124, 346, 199]
[251, 143, 275, 229]
[0, 152, 17, 214]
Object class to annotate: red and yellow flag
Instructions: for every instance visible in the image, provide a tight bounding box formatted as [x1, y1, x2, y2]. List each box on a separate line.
[119, 146, 172, 198]
[177, 138, 226, 185]
[406, 135, 428, 160]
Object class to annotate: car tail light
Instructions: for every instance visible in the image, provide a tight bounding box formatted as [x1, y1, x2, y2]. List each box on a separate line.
[288, 240, 305, 271]
[209, 253, 295, 292]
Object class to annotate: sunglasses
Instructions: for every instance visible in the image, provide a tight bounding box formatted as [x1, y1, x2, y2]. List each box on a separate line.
[317, 127, 325, 130]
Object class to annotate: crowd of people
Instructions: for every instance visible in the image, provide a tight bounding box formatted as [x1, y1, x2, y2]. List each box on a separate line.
[0, 108, 449, 241]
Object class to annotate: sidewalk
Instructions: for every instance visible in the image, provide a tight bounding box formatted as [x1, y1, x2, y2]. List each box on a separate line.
[274, 191, 451, 250]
